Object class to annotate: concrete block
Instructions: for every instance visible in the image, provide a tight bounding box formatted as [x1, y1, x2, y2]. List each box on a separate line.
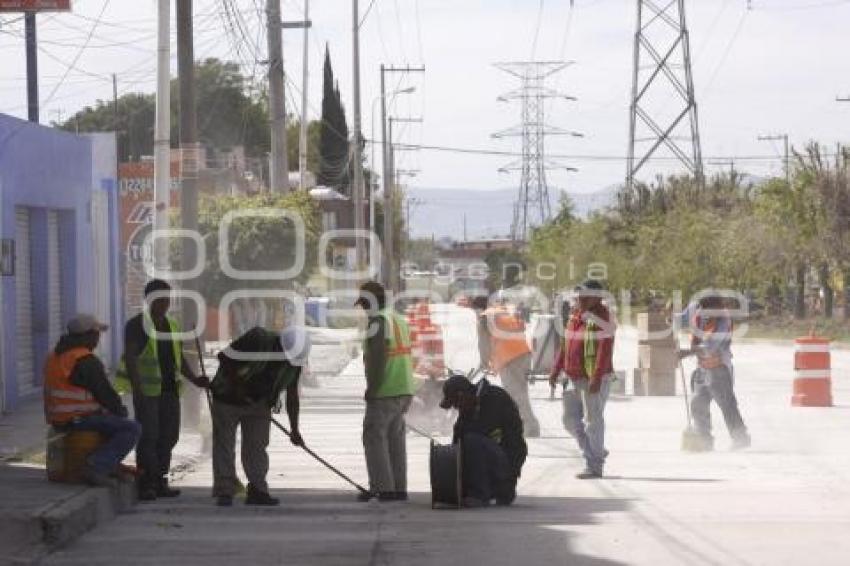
[637, 344, 678, 371]
[634, 368, 677, 397]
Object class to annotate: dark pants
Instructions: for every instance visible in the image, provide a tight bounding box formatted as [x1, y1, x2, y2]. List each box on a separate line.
[134, 390, 181, 487]
[691, 366, 748, 441]
[461, 432, 516, 505]
[68, 414, 142, 476]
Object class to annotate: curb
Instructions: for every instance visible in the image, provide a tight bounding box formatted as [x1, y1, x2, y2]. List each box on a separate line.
[4, 479, 136, 566]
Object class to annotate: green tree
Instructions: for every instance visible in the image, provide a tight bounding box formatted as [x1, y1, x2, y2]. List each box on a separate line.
[194, 191, 321, 305]
[59, 59, 270, 161]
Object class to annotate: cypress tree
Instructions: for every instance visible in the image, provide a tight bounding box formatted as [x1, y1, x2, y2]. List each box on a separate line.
[318, 46, 351, 192]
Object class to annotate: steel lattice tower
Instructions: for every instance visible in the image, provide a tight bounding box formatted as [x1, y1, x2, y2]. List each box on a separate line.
[493, 62, 580, 243]
[626, 0, 703, 191]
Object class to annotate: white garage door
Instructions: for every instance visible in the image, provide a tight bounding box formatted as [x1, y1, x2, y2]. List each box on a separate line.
[47, 210, 63, 351]
[15, 207, 35, 397]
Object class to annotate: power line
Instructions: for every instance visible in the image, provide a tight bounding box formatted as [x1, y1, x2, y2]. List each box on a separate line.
[42, 0, 111, 110]
[372, 139, 812, 164]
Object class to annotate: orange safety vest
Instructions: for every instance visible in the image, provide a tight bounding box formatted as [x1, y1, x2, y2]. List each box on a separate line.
[486, 307, 531, 371]
[44, 347, 103, 425]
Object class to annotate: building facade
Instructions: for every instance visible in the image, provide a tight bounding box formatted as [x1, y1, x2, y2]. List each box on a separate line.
[0, 115, 121, 413]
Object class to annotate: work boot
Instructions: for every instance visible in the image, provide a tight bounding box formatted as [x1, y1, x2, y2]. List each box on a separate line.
[84, 467, 117, 488]
[156, 477, 181, 498]
[390, 491, 409, 502]
[245, 484, 279, 506]
[575, 468, 603, 480]
[216, 495, 234, 507]
[138, 485, 158, 502]
[731, 432, 752, 451]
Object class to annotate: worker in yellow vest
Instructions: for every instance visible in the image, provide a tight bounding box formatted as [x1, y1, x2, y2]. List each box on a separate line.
[119, 279, 209, 501]
[354, 281, 416, 502]
[472, 296, 540, 437]
[44, 314, 141, 486]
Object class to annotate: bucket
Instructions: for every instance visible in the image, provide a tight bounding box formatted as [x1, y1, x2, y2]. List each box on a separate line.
[429, 440, 463, 509]
[46, 428, 104, 483]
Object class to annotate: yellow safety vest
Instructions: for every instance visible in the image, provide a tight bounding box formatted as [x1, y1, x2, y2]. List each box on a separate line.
[116, 314, 183, 397]
[370, 309, 416, 398]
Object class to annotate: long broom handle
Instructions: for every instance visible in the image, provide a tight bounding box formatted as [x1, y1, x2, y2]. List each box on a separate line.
[269, 417, 370, 495]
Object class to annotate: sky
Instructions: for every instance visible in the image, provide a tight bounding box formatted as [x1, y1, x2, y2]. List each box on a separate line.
[1, 0, 850, 236]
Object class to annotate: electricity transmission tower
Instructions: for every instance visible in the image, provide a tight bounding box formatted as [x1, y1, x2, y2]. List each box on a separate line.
[493, 61, 581, 243]
[626, 0, 703, 191]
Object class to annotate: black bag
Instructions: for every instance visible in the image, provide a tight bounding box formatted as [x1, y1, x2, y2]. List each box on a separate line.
[211, 327, 300, 408]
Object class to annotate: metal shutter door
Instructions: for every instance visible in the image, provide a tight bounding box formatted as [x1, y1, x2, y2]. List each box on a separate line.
[90, 194, 111, 365]
[47, 210, 63, 352]
[15, 208, 35, 396]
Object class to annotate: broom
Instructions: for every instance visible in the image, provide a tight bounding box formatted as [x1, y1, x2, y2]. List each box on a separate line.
[678, 352, 706, 452]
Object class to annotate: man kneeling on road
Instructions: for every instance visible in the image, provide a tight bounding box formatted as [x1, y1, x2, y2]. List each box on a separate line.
[44, 314, 141, 486]
[439, 374, 527, 507]
[210, 326, 308, 507]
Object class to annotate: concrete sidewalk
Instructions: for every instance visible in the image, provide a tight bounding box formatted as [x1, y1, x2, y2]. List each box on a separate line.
[0, 392, 206, 565]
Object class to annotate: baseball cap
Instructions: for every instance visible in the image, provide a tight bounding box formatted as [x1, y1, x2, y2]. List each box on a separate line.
[439, 374, 475, 409]
[67, 314, 109, 335]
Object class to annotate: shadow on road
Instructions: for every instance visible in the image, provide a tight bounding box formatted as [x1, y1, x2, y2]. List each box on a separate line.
[43, 487, 632, 566]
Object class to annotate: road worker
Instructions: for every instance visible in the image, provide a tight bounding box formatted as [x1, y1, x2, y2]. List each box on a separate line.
[210, 325, 308, 507]
[439, 374, 527, 507]
[45, 314, 141, 486]
[118, 279, 209, 501]
[354, 281, 416, 502]
[472, 295, 540, 437]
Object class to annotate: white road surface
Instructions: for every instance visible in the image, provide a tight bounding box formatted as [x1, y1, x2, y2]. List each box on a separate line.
[45, 305, 850, 566]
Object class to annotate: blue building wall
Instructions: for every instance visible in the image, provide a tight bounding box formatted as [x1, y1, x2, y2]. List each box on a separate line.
[0, 114, 119, 413]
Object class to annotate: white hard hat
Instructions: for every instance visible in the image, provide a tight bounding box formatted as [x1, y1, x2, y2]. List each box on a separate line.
[280, 325, 311, 367]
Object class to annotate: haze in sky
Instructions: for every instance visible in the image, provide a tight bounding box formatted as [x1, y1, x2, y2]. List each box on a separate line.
[1, 0, 848, 211]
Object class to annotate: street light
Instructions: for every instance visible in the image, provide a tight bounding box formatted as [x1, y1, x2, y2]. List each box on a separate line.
[370, 86, 416, 232]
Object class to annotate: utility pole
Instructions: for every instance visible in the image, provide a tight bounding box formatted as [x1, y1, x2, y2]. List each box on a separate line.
[493, 61, 581, 243]
[177, 0, 200, 333]
[153, 0, 172, 274]
[351, 0, 368, 271]
[25, 12, 38, 123]
[758, 134, 790, 187]
[380, 64, 424, 291]
[267, 0, 289, 192]
[112, 74, 119, 132]
[283, 2, 312, 189]
[627, 0, 704, 191]
[386, 114, 423, 291]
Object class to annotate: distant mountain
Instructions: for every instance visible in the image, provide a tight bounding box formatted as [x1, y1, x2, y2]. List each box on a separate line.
[406, 186, 618, 240]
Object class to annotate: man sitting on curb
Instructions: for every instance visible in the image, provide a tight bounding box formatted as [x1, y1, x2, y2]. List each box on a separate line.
[439, 374, 527, 507]
[44, 314, 142, 486]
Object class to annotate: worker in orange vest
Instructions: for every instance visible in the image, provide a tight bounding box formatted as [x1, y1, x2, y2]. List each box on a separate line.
[44, 314, 141, 487]
[472, 296, 540, 437]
